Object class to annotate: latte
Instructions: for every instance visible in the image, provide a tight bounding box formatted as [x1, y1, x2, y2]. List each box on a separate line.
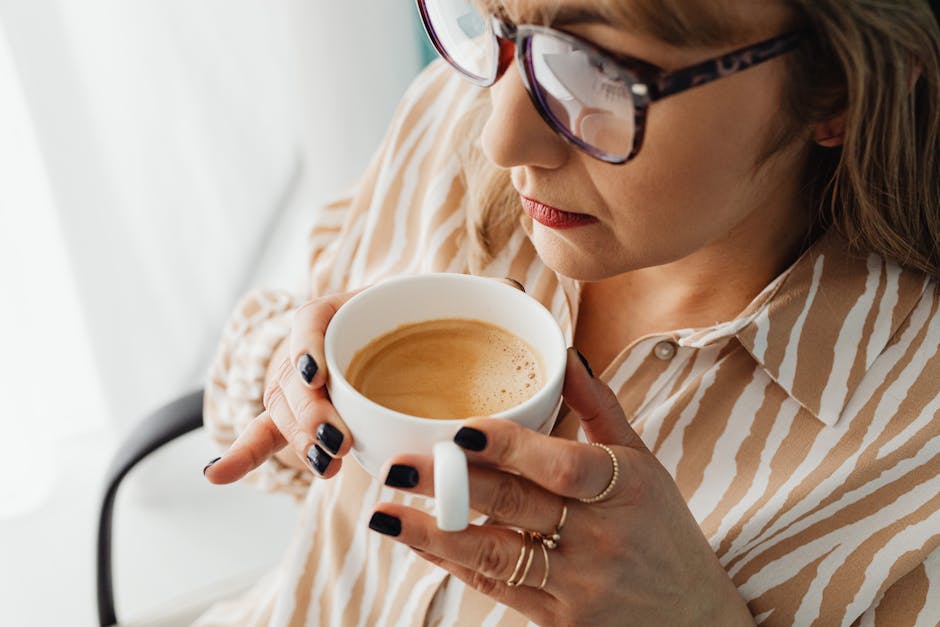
[346, 318, 544, 420]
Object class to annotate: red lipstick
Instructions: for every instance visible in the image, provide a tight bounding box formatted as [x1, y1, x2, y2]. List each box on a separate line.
[520, 196, 598, 230]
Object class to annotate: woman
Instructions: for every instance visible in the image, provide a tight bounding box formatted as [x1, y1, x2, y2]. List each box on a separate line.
[199, 0, 940, 624]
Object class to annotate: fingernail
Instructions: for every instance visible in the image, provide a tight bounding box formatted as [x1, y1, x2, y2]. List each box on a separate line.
[504, 277, 525, 292]
[202, 456, 222, 475]
[575, 348, 594, 378]
[297, 354, 318, 385]
[454, 427, 487, 451]
[369, 512, 402, 537]
[385, 464, 419, 488]
[316, 423, 344, 455]
[306, 444, 332, 475]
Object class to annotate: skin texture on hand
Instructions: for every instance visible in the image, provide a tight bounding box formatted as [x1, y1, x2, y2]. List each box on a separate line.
[265, 337, 310, 473]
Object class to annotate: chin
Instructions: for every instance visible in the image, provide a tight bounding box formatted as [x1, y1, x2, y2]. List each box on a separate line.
[530, 228, 624, 282]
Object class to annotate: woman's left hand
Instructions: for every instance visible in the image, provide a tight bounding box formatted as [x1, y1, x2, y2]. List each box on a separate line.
[369, 348, 755, 627]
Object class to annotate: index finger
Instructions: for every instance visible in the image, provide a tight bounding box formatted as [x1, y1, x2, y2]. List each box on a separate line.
[290, 289, 364, 389]
[204, 410, 287, 484]
[453, 419, 630, 503]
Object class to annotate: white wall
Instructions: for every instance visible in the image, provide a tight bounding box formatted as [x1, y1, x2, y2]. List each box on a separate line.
[0, 0, 423, 430]
[0, 1, 425, 623]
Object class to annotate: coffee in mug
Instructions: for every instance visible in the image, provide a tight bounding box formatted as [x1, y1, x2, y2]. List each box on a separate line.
[345, 318, 544, 420]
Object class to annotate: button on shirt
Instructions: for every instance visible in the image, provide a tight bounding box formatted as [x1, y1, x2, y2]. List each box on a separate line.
[197, 62, 940, 627]
[653, 340, 678, 361]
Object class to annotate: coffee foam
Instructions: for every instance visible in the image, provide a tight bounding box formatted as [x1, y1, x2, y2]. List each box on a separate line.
[345, 318, 544, 420]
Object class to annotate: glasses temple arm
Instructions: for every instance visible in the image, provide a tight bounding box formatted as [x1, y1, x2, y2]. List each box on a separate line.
[652, 31, 804, 101]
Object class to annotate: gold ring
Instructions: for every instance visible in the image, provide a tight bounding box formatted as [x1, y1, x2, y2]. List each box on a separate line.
[539, 503, 567, 549]
[537, 541, 550, 590]
[506, 530, 529, 587]
[517, 533, 537, 586]
[578, 443, 619, 503]
[507, 531, 538, 587]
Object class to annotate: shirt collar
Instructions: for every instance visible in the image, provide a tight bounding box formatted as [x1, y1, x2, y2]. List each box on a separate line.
[677, 230, 930, 426]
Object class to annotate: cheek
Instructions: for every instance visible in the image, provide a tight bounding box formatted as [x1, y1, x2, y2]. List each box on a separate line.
[597, 76, 784, 256]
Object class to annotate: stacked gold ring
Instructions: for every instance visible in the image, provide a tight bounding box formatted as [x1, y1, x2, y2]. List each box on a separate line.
[506, 529, 552, 590]
[535, 503, 567, 550]
[506, 530, 537, 587]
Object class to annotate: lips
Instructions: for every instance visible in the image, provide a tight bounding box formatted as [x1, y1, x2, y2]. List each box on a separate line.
[520, 196, 599, 230]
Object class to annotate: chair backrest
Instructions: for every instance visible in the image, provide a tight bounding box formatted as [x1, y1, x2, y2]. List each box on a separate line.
[97, 390, 205, 627]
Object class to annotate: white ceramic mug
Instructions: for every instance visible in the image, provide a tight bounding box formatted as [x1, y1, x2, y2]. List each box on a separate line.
[324, 273, 567, 531]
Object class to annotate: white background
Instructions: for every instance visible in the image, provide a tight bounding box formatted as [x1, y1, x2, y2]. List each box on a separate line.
[0, 0, 425, 623]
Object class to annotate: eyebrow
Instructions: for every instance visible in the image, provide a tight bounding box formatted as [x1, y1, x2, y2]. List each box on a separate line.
[493, 1, 611, 27]
[502, 1, 754, 48]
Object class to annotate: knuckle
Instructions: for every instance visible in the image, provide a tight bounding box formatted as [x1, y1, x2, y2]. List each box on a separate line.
[408, 520, 432, 549]
[275, 357, 296, 385]
[263, 378, 283, 410]
[270, 412, 304, 452]
[292, 394, 319, 425]
[293, 298, 336, 327]
[468, 570, 501, 597]
[474, 534, 510, 578]
[553, 450, 588, 493]
[293, 298, 323, 318]
[486, 421, 520, 462]
[488, 477, 528, 521]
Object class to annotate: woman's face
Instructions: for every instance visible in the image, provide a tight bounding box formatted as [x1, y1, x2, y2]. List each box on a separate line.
[481, 0, 813, 282]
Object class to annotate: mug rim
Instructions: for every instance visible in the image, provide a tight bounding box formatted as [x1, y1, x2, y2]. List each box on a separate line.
[323, 272, 568, 427]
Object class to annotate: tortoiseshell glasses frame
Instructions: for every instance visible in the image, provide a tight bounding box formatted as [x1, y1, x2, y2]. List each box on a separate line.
[416, 0, 804, 164]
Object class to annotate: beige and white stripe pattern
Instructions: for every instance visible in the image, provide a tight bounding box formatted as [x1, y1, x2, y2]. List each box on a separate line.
[197, 61, 940, 626]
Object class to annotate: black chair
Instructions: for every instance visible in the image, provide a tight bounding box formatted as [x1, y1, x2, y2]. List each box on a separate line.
[96, 389, 205, 627]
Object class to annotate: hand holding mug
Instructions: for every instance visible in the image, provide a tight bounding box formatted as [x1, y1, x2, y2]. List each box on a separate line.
[203, 288, 363, 483]
[367, 351, 756, 626]
[203, 274, 557, 527]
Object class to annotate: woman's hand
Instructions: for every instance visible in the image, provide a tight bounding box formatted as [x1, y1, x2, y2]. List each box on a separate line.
[203, 277, 526, 484]
[369, 348, 755, 627]
[204, 289, 363, 483]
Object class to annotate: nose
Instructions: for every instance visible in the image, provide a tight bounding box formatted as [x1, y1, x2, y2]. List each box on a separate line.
[481, 41, 570, 170]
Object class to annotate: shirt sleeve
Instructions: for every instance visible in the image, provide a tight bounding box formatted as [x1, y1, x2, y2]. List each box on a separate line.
[849, 546, 940, 627]
[201, 60, 461, 499]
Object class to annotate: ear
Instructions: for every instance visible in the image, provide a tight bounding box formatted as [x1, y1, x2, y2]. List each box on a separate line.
[812, 112, 846, 148]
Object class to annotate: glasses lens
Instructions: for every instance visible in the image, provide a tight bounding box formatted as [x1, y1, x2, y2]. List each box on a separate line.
[423, 0, 497, 83]
[528, 33, 636, 159]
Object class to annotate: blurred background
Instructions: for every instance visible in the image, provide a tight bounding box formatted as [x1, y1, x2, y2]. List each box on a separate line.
[0, 1, 433, 624]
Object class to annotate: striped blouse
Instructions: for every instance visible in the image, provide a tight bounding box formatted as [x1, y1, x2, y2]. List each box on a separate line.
[195, 61, 940, 626]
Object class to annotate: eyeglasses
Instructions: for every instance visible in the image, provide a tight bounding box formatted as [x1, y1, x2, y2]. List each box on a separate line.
[416, 0, 803, 164]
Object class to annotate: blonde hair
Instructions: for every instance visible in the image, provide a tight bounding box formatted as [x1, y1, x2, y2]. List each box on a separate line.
[456, 0, 940, 277]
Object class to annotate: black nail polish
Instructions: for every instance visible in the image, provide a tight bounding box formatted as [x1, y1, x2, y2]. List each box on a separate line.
[575, 349, 595, 378]
[369, 512, 402, 537]
[297, 354, 318, 385]
[203, 456, 222, 475]
[306, 444, 332, 475]
[454, 427, 487, 452]
[316, 423, 344, 455]
[385, 464, 419, 488]
[504, 277, 525, 292]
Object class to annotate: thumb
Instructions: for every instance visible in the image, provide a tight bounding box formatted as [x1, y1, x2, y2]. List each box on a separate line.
[562, 348, 648, 451]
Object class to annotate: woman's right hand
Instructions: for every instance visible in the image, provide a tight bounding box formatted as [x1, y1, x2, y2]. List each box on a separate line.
[204, 289, 363, 484]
